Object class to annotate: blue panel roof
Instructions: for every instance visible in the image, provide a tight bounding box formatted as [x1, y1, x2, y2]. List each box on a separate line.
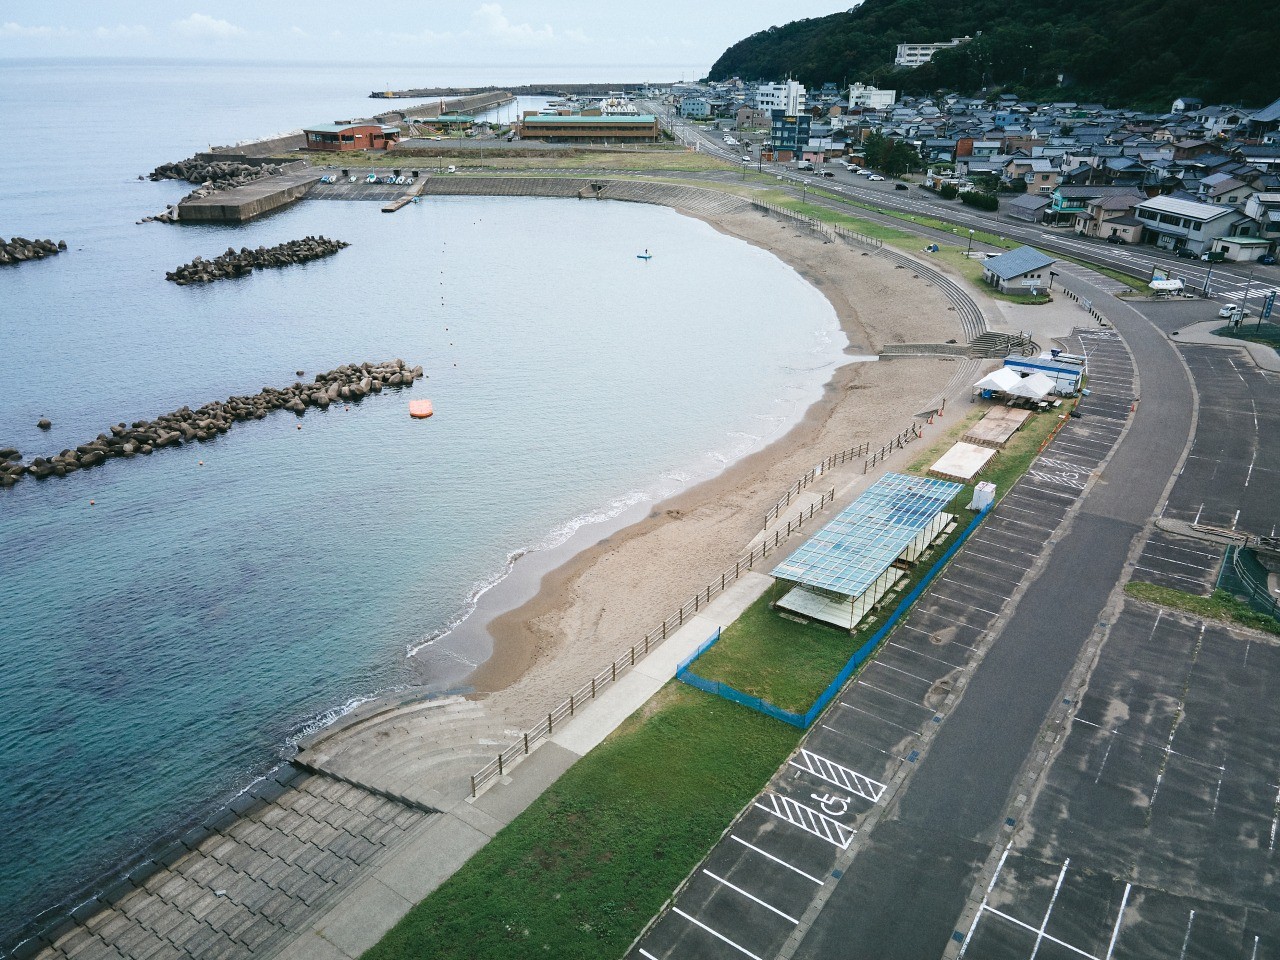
[772, 473, 962, 598]
[983, 245, 1057, 281]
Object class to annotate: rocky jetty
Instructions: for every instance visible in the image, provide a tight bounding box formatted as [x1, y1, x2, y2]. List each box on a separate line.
[141, 157, 290, 223]
[167, 237, 349, 285]
[0, 360, 424, 488]
[1, 237, 66, 265]
[148, 157, 286, 188]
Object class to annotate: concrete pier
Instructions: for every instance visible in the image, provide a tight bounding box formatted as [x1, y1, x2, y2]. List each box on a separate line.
[177, 172, 321, 224]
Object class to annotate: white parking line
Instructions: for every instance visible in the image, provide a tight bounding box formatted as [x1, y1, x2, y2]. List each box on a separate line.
[1031, 860, 1071, 960]
[887, 640, 965, 670]
[639, 949, 660, 960]
[729, 835, 825, 885]
[790, 748, 888, 803]
[1134, 565, 1207, 586]
[856, 678, 940, 709]
[703, 869, 800, 924]
[979, 905, 1100, 960]
[896, 621, 980, 652]
[952, 547, 1031, 571]
[939, 573, 1016, 597]
[672, 907, 764, 960]
[754, 792, 856, 849]
[1103, 882, 1133, 960]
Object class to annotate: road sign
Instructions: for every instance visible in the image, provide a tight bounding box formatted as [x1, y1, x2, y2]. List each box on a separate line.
[1264, 290, 1276, 320]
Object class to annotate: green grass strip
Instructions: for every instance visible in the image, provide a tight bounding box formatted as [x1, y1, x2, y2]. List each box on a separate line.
[362, 683, 802, 960]
[1125, 582, 1280, 635]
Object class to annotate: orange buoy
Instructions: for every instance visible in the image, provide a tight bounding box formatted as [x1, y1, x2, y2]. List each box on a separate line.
[409, 399, 434, 419]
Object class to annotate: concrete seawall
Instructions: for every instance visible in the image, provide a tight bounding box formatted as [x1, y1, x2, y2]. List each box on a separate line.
[372, 91, 513, 124]
[178, 172, 321, 223]
[420, 175, 755, 216]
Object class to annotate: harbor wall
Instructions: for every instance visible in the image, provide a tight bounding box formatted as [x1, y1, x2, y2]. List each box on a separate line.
[177, 172, 322, 223]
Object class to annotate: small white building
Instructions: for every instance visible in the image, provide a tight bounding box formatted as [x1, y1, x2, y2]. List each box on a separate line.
[848, 82, 897, 110]
[980, 245, 1057, 294]
[894, 36, 973, 68]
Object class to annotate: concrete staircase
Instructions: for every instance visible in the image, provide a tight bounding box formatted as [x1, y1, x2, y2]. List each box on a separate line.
[16, 769, 436, 960]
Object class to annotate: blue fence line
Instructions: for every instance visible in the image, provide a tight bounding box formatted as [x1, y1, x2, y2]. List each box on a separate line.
[677, 504, 991, 728]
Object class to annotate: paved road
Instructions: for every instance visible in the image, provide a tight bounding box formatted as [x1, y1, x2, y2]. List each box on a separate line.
[794, 294, 1192, 959]
[646, 106, 1280, 308]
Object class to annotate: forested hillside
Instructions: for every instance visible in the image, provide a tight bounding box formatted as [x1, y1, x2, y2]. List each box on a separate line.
[709, 0, 1280, 110]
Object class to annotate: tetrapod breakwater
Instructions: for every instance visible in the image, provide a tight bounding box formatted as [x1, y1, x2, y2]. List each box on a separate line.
[0, 360, 424, 488]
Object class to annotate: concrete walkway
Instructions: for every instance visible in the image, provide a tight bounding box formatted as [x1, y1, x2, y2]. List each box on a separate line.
[275, 573, 775, 960]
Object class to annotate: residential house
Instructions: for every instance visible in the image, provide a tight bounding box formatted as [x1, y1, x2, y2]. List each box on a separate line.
[1244, 193, 1280, 242]
[1172, 97, 1203, 114]
[1005, 194, 1053, 223]
[1133, 195, 1255, 254]
[1073, 190, 1145, 242]
[1045, 185, 1145, 225]
[1198, 172, 1256, 206]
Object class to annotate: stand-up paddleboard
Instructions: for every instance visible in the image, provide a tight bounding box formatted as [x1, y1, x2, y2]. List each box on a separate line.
[636, 248, 652, 260]
[409, 399, 433, 419]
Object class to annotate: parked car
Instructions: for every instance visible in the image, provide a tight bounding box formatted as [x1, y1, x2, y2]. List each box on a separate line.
[1106, 235, 1127, 244]
[822, 170, 835, 177]
[741, 155, 752, 163]
[1218, 305, 1236, 317]
[868, 174, 885, 181]
[1176, 248, 1199, 259]
[1260, 253, 1277, 265]
[894, 183, 908, 191]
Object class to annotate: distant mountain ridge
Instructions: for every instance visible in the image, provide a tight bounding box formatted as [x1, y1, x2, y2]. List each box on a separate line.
[709, 0, 1280, 111]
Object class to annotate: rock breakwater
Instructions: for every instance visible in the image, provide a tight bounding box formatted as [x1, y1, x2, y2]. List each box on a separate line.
[1, 237, 66, 265]
[167, 237, 350, 285]
[0, 360, 424, 488]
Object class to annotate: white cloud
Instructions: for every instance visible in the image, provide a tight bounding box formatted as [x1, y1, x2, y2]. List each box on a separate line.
[0, 21, 68, 39]
[170, 13, 244, 41]
[472, 4, 554, 47]
[93, 24, 151, 42]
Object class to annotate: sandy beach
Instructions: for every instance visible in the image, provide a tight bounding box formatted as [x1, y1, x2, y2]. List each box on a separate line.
[299, 196, 982, 802]
[472, 203, 969, 709]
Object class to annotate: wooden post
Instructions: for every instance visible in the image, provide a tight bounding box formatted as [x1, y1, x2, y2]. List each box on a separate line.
[471, 775, 477, 797]
[548, 713, 553, 734]
[591, 677, 596, 698]
[631, 646, 636, 666]
[721, 573, 726, 590]
[524, 732, 529, 754]
[611, 662, 617, 682]
[661, 622, 666, 639]
[735, 561, 740, 578]
[498, 754, 503, 776]
[570, 694, 575, 716]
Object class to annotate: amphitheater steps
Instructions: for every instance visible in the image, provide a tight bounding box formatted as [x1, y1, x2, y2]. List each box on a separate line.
[17, 770, 436, 960]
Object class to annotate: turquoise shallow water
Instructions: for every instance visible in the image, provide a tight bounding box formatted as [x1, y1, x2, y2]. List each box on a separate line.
[0, 60, 844, 941]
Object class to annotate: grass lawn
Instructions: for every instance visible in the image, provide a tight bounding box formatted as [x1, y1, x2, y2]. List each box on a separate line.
[1125, 582, 1280, 635]
[361, 683, 801, 960]
[689, 580, 862, 713]
[1213, 321, 1280, 347]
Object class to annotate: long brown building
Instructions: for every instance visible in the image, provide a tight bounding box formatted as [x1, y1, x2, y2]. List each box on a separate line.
[516, 114, 660, 143]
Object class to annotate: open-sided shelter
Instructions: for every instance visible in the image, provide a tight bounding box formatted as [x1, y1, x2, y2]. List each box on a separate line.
[772, 473, 962, 630]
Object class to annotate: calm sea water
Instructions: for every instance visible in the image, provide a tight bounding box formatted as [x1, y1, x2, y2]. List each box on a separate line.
[0, 60, 844, 941]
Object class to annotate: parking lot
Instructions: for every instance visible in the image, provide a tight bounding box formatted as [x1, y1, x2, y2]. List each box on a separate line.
[630, 329, 1139, 960]
[959, 603, 1280, 960]
[1161, 345, 1280, 537]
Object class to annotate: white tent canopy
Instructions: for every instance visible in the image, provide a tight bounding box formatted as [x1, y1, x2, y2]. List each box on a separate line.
[1005, 371, 1055, 400]
[973, 368, 1022, 393]
[1149, 278, 1184, 292]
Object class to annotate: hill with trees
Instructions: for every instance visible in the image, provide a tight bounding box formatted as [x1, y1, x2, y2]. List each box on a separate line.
[708, 0, 1280, 110]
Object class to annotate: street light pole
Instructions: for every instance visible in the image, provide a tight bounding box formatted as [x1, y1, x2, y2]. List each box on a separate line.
[966, 229, 975, 258]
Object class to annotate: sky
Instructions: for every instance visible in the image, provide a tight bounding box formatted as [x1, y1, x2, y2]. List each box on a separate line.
[0, 1, 851, 74]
